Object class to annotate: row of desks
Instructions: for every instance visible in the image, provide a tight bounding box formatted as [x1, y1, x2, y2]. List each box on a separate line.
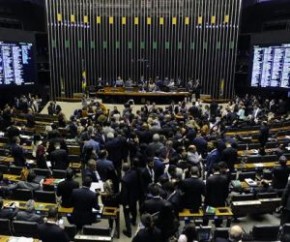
[0, 235, 38, 242]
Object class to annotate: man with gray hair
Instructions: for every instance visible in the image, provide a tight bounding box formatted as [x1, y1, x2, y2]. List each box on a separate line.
[215, 225, 243, 242]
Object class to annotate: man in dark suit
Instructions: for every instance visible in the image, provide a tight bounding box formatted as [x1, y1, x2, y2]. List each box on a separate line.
[10, 136, 27, 166]
[70, 176, 99, 229]
[272, 155, 290, 190]
[132, 213, 162, 242]
[56, 168, 79, 208]
[0, 197, 18, 219]
[179, 166, 205, 212]
[105, 132, 124, 177]
[83, 159, 100, 182]
[206, 142, 222, 176]
[205, 164, 229, 208]
[165, 182, 181, 215]
[141, 184, 168, 215]
[96, 149, 116, 181]
[38, 207, 69, 242]
[120, 163, 141, 237]
[222, 142, 238, 173]
[50, 142, 69, 170]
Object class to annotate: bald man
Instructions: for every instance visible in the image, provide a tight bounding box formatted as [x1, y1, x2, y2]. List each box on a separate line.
[215, 225, 243, 242]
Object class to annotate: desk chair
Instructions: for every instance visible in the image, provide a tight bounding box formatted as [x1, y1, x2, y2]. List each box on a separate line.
[0, 164, 8, 173]
[213, 227, 229, 240]
[0, 218, 12, 235]
[11, 189, 33, 201]
[64, 224, 78, 241]
[261, 155, 278, 162]
[53, 169, 67, 179]
[34, 190, 56, 203]
[256, 192, 277, 199]
[12, 220, 38, 238]
[9, 166, 23, 175]
[252, 224, 279, 241]
[83, 224, 111, 236]
[0, 148, 9, 156]
[231, 194, 255, 202]
[196, 226, 211, 242]
[238, 171, 256, 181]
[33, 168, 51, 177]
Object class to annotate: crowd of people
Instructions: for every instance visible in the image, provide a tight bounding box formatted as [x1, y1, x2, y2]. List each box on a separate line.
[0, 92, 289, 241]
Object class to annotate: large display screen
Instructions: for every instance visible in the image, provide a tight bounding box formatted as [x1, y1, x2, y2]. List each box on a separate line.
[0, 41, 35, 86]
[251, 43, 290, 88]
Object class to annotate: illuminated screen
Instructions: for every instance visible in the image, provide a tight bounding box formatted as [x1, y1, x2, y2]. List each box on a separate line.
[0, 41, 35, 86]
[251, 43, 290, 88]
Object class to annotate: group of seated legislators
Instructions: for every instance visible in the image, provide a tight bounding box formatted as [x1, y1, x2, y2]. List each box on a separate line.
[0, 92, 289, 241]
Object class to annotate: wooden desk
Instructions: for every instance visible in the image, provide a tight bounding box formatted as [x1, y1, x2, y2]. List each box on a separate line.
[231, 198, 281, 217]
[0, 156, 14, 164]
[3, 174, 21, 182]
[179, 207, 233, 226]
[96, 90, 191, 104]
[235, 161, 290, 170]
[0, 235, 38, 242]
[0, 143, 33, 151]
[3, 200, 120, 238]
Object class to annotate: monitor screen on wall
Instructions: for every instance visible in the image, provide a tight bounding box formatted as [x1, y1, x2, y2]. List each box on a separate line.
[250, 43, 290, 88]
[0, 41, 35, 86]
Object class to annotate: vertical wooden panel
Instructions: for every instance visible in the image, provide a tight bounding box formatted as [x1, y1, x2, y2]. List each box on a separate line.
[46, 0, 242, 99]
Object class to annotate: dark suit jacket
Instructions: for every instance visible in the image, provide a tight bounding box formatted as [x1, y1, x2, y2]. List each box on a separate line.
[83, 168, 99, 182]
[273, 165, 290, 189]
[141, 167, 154, 197]
[205, 173, 229, 207]
[71, 187, 99, 227]
[141, 197, 168, 215]
[120, 169, 140, 206]
[132, 227, 162, 242]
[11, 143, 26, 166]
[96, 158, 115, 181]
[56, 179, 79, 208]
[38, 222, 70, 242]
[0, 207, 18, 219]
[50, 149, 68, 170]
[105, 138, 123, 168]
[180, 177, 205, 211]
[16, 210, 44, 223]
[222, 147, 238, 172]
[167, 190, 182, 214]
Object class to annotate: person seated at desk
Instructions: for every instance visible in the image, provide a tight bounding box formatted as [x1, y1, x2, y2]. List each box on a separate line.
[148, 79, 157, 92]
[6, 170, 40, 192]
[56, 168, 79, 208]
[115, 76, 124, 87]
[0, 196, 18, 219]
[215, 225, 244, 242]
[15, 199, 44, 223]
[125, 77, 133, 87]
[38, 207, 70, 242]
